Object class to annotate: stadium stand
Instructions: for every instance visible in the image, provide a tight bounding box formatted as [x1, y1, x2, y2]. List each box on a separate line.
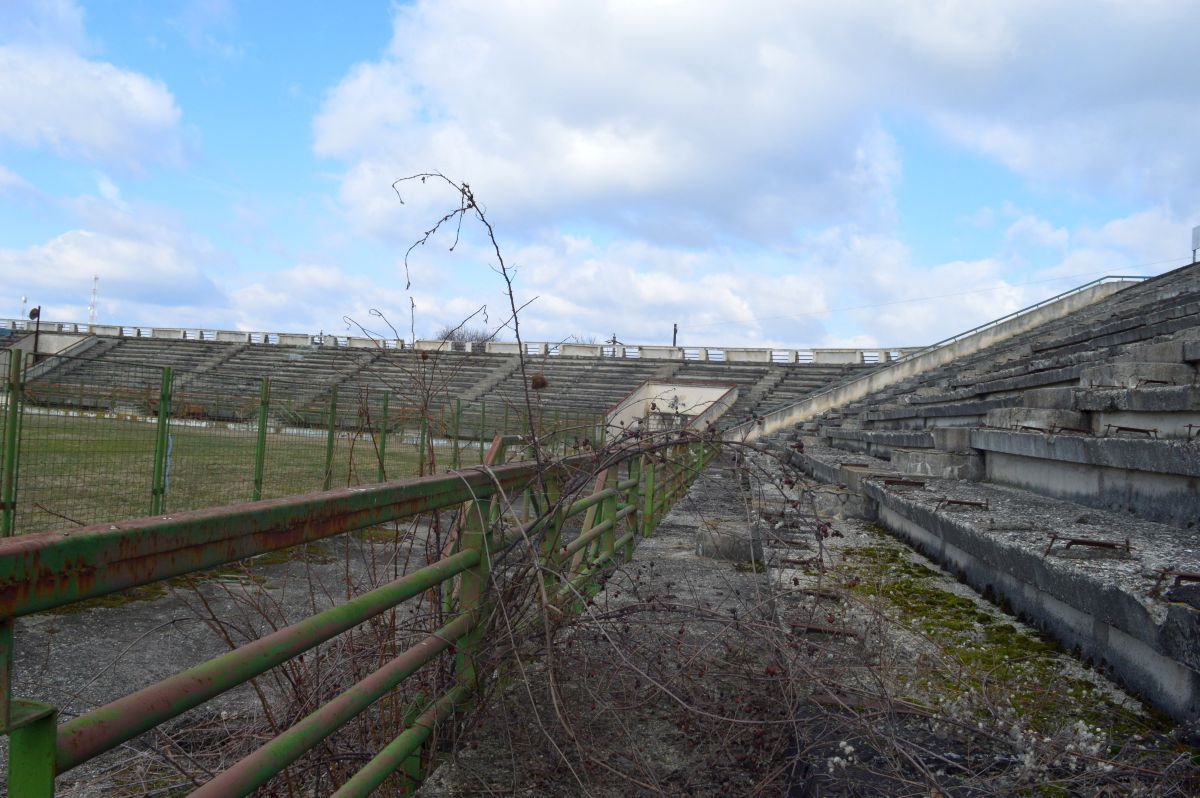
[762, 261, 1200, 720]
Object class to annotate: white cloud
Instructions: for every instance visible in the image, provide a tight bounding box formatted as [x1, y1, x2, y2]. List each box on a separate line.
[0, 1, 184, 170]
[230, 264, 416, 334]
[314, 0, 1200, 250]
[0, 0, 87, 51]
[0, 46, 183, 169]
[1005, 215, 1068, 251]
[0, 163, 31, 193]
[0, 224, 227, 325]
[1034, 207, 1197, 282]
[313, 1, 905, 245]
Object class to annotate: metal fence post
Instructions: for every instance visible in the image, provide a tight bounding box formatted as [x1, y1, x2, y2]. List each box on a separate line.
[626, 456, 641, 557]
[642, 454, 655, 537]
[149, 367, 173, 515]
[322, 386, 338, 491]
[417, 415, 427, 477]
[601, 469, 618, 562]
[252, 378, 270, 501]
[538, 478, 566, 589]
[455, 498, 492, 690]
[452, 398, 461, 470]
[1, 352, 22, 536]
[376, 392, 390, 483]
[7, 700, 57, 798]
[478, 401, 486, 463]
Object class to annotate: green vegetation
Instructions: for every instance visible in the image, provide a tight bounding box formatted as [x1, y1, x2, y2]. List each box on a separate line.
[841, 528, 1178, 745]
[10, 412, 460, 535]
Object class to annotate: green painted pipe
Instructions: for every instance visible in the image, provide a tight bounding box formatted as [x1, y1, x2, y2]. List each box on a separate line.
[1, 353, 23, 537]
[55, 550, 480, 773]
[330, 686, 467, 797]
[252, 378, 270, 501]
[188, 613, 475, 798]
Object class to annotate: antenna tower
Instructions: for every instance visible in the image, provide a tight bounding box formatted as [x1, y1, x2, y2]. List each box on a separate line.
[88, 275, 99, 326]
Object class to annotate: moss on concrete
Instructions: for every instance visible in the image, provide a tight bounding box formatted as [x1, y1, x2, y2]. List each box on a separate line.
[840, 530, 1180, 746]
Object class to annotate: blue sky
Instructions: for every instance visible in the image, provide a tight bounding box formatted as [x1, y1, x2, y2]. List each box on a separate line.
[1, 1, 1197, 348]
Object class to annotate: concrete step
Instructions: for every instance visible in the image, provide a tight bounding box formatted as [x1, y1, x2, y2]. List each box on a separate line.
[985, 407, 1089, 432]
[969, 428, 1200, 529]
[1079, 362, 1197, 389]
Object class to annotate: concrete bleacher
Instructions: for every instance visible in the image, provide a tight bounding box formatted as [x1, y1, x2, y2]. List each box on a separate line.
[754, 261, 1200, 721]
[22, 334, 864, 437]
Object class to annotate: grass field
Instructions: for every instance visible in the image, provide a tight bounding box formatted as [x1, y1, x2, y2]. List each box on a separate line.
[8, 412, 489, 535]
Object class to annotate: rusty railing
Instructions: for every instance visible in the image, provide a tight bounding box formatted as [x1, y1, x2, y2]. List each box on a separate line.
[0, 432, 716, 796]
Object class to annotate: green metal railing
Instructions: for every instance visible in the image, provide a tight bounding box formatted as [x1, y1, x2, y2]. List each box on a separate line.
[0, 425, 717, 796]
[0, 349, 607, 536]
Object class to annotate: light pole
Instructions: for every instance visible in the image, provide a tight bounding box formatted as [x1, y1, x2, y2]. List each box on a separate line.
[29, 305, 41, 359]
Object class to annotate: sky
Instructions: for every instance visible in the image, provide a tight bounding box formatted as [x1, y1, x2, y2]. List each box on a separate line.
[1, 0, 1198, 349]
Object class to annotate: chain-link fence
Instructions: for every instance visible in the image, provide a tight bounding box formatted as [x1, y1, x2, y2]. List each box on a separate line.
[0, 348, 605, 535]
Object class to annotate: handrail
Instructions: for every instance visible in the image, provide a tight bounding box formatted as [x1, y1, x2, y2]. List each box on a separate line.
[889, 275, 1146, 362]
[1, 431, 720, 796]
[725, 273, 1148, 440]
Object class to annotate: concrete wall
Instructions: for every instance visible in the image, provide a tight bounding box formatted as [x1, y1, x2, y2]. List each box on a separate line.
[867, 488, 1200, 722]
[5, 331, 88, 358]
[971, 429, 1200, 529]
[0, 318, 907, 364]
[727, 280, 1137, 442]
[607, 381, 737, 434]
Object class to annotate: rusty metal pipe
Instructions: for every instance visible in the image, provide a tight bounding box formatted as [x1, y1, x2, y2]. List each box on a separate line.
[562, 505, 636, 558]
[54, 549, 480, 773]
[189, 612, 475, 798]
[330, 686, 467, 797]
[0, 459, 583, 618]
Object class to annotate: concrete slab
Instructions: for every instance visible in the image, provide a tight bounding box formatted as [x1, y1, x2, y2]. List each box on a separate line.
[860, 478, 1200, 721]
[892, 447, 984, 481]
[1021, 386, 1079, 410]
[985, 407, 1089, 431]
[1080, 362, 1196, 389]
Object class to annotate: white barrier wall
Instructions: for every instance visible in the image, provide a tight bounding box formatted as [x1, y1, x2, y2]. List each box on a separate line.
[0, 318, 914, 364]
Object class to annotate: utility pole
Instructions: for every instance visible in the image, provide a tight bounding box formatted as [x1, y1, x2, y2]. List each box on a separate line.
[672, 323, 678, 347]
[29, 305, 41, 359]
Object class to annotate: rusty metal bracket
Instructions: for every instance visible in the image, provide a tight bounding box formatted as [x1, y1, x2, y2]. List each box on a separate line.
[1050, 425, 1092, 435]
[1043, 533, 1132, 557]
[1103, 424, 1158, 439]
[934, 497, 990, 512]
[882, 478, 926, 489]
[1149, 569, 1200, 598]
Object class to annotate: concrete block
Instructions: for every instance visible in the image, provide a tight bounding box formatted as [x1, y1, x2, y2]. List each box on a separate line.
[986, 407, 1088, 431]
[811, 485, 877, 521]
[1076, 386, 1200, 414]
[696, 521, 764, 563]
[839, 462, 894, 492]
[930, 426, 973, 452]
[1080, 363, 1196, 389]
[892, 447, 984, 481]
[1115, 341, 1188, 364]
[1184, 340, 1200, 363]
[1022, 387, 1078, 410]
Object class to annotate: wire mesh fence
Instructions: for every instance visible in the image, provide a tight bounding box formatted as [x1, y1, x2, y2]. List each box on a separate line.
[0, 348, 605, 536]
